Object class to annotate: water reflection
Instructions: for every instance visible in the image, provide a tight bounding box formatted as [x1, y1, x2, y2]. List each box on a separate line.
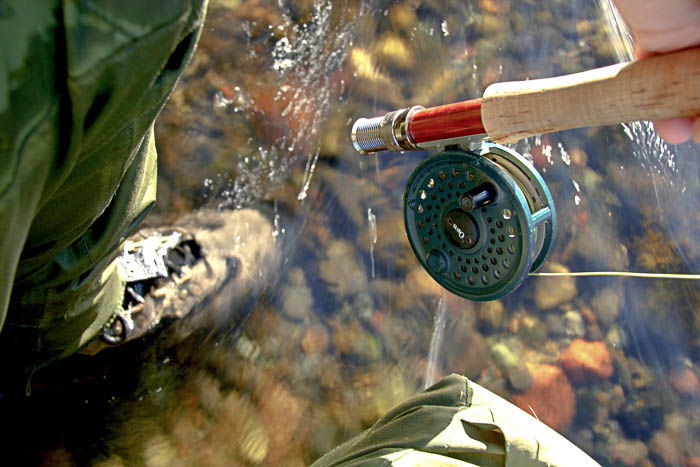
[3, 0, 700, 465]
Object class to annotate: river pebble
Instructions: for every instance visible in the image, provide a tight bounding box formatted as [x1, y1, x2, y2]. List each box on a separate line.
[590, 286, 622, 327]
[559, 338, 614, 383]
[476, 299, 505, 332]
[563, 309, 586, 338]
[510, 364, 575, 432]
[282, 268, 315, 321]
[534, 262, 577, 309]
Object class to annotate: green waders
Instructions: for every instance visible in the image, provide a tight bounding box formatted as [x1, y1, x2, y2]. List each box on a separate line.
[312, 374, 600, 466]
[0, 0, 209, 378]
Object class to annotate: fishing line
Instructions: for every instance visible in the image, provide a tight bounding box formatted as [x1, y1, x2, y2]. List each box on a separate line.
[530, 271, 700, 280]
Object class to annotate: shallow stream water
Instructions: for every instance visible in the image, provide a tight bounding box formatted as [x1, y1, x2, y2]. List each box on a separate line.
[3, 0, 700, 465]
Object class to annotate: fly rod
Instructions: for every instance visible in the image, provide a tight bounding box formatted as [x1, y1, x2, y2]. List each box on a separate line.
[352, 47, 700, 152]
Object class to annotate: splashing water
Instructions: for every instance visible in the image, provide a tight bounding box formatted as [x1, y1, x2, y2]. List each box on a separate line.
[214, 0, 358, 209]
[367, 208, 377, 278]
[424, 293, 448, 389]
[599, 0, 678, 178]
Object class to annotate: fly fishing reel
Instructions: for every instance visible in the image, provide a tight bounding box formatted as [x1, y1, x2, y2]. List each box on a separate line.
[403, 143, 556, 300]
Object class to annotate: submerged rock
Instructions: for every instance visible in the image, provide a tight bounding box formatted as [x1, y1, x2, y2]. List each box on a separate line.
[611, 438, 649, 466]
[510, 364, 575, 432]
[591, 286, 622, 327]
[491, 342, 519, 372]
[605, 325, 627, 349]
[559, 339, 614, 383]
[282, 267, 314, 321]
[489, 340, 533, 391]
[318, 240, 368, 298]
[340, 292, 375, 322]
[404, 266, 445, 298]
[649, 430, 683, 466]
[534, 262, 577, 309]
[444, 321, 490, 380]
[507, 362, 534, 392]
[477, 300, 505, 332]
[368, 366, 415, 424]
[563, 309, 586, 338]
[375, 32, 415, 70]
[330, 318, 383, 363]
[517, 313, 548, 347]
[388, 3, 417, 31]
[545, 312, 566, 337]
[301, 324, 330, 355]
[668, 367, 700, 397]
[617, 390, 665, 441]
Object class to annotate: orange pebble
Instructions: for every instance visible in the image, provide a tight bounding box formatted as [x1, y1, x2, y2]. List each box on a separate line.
[559, 339, 614, 383]
[510, 364, 575, 431]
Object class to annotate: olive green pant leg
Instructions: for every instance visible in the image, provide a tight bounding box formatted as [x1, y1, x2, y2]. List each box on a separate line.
[0, 0, 209, 376]
[0, 1, 66, 372]
[312, 374, 600, 467]
[0, 1, 60, 332]
[5, 129, 158, 371]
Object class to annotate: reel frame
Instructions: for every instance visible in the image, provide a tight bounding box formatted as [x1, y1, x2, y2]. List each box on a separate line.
[403, 143, 556, 301]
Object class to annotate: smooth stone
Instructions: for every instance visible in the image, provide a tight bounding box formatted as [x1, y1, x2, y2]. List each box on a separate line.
[517, 314, 548, 347]
[375, 32, 415, 70]
[606, 325, 627, 349]
[563, 310, 585, 338]
[282, 268, 314, 321]
[534, 263, 577, 310]
[591, 286, 622, 327]
[318, 240, 368, 298]
[649, 430, 682, 466]
[477, 299, 505, 332]
[545, 312, 566, 337]
[491, 342, 519, 372]
[509, 364, 575, 431]
[444, 324, 490, 380]
[388, 4, 417, 31]
[346, 292, 375, 322]
[612, 439, 649, 466]
[507, 362, 534, 392]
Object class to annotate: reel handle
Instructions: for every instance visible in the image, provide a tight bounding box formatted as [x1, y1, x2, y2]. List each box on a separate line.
[482, 47, 700, 143]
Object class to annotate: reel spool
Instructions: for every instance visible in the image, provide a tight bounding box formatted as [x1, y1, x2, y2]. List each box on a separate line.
[404, 142, 556, 301]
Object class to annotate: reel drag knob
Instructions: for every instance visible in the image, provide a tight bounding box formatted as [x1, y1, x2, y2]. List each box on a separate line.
[403, 143, 556, 301]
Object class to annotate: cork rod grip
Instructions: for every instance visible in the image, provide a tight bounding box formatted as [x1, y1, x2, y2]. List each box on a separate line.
[480, 47, 700, 144]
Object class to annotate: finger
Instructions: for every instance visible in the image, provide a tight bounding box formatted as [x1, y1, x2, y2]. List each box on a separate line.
[653, 118, 693, 145]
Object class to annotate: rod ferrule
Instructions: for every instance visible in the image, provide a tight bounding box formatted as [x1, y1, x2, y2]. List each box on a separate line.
[351, 106, 423, 154]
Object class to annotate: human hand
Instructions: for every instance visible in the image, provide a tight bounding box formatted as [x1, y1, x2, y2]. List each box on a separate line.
[613, 0, 700, 144]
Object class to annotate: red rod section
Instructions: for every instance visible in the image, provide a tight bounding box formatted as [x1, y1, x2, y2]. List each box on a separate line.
[408, 98, 485, 143]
